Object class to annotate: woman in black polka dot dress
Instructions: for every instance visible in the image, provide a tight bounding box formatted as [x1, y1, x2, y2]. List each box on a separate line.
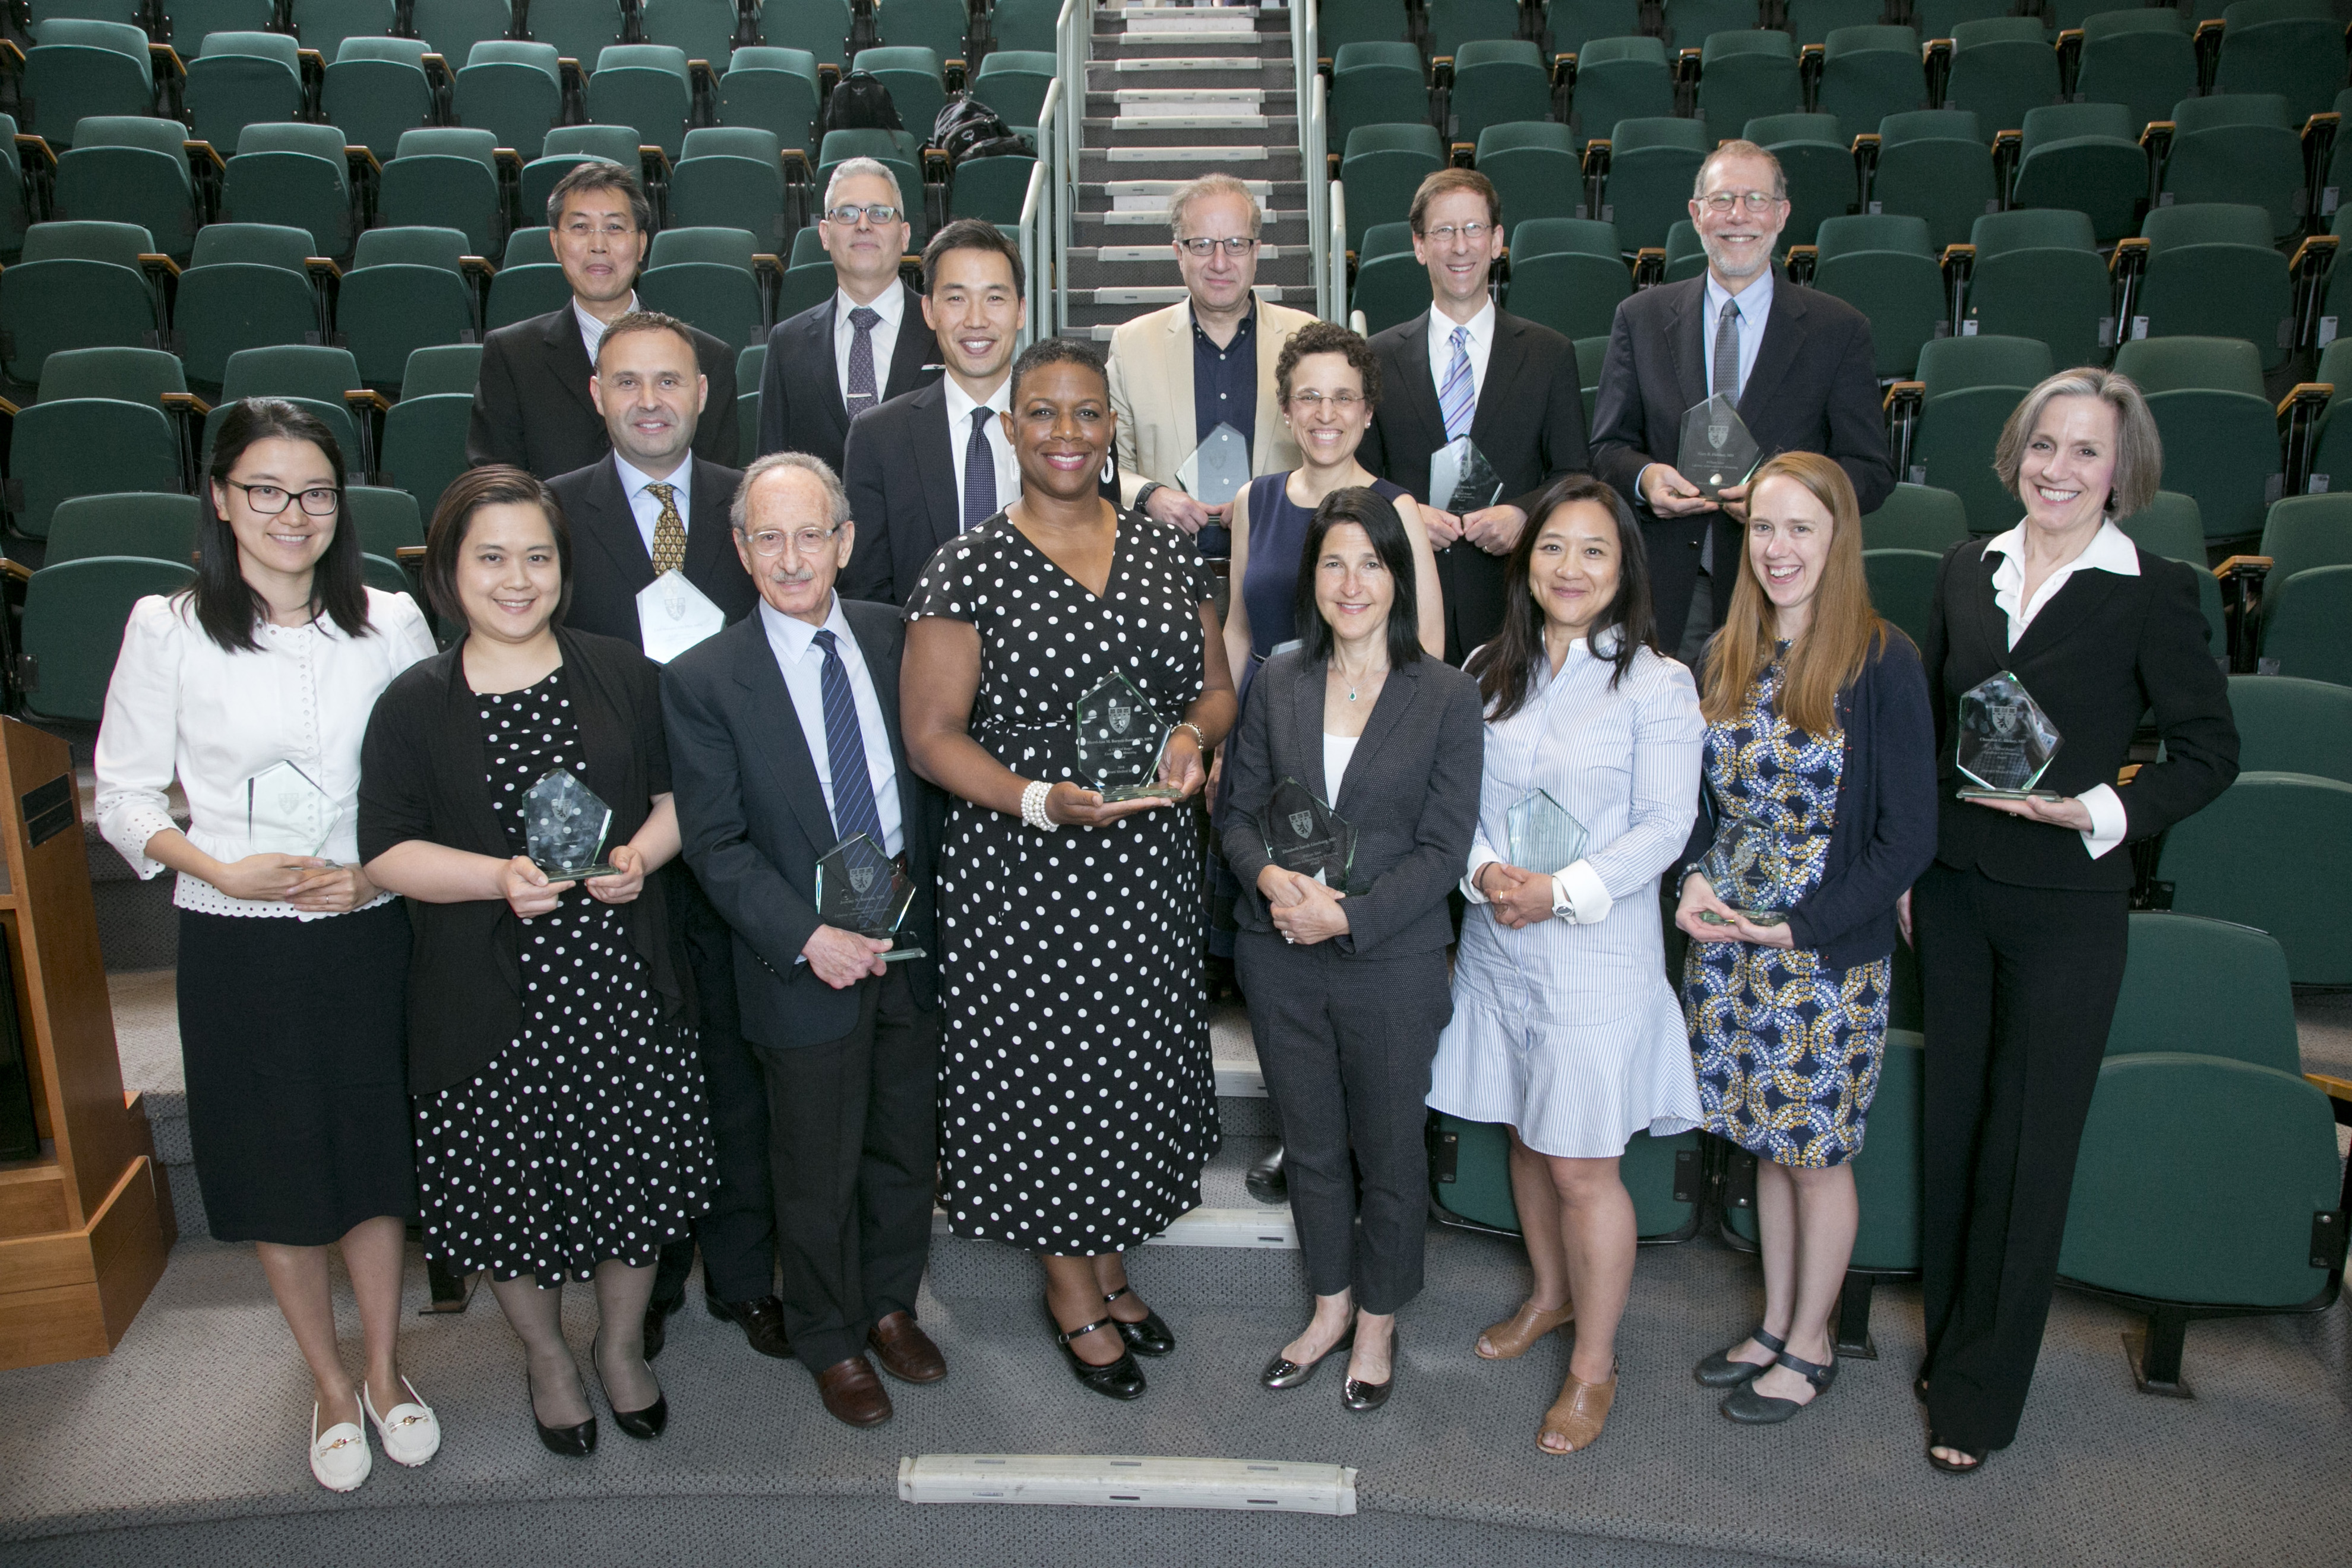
[904, 340, 1239, 1400]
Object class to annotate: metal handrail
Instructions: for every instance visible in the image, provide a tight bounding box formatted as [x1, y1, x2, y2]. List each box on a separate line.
[1051, 0, 1090, 340]
[1019, 74, 1063, 346]
[1327, 178, 1348, 327]
[1293, 0, 1334, 320]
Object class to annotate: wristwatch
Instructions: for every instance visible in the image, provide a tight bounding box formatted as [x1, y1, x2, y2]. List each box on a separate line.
[1550, 873, 1574, 920]
[1134, 480, 1164, 514]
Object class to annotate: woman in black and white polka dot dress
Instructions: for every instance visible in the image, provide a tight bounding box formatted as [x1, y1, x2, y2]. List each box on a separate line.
[903, 340, 1238, 1400]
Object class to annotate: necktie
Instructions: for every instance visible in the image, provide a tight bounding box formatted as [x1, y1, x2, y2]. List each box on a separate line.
[813, 628, 887, 849]
[963, 406, 997, 530]
[1712, 296, 1741, 404]
[1437, 323, 1475, 442]
[645, 482, 687, 576]
[845, 305, 882, 416]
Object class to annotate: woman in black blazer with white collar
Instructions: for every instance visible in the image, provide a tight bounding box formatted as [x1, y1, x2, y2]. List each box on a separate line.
[1914, 368, 2237, 1474]
[1221, 486, 1485, 1412]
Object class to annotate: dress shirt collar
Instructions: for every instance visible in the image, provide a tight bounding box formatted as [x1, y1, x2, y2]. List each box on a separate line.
[574, 292, 640, 357]
[943, 372, 1011, 429]
[1983, 518, 2141, 580]
[758, 589, 852, 667]
[1426, 298, 1497, 362]
[614, 451, 691, 513]
[1703, 266, 1774, 327]
[1189, 297, 1255, 346]
[836, 283, 905, 330]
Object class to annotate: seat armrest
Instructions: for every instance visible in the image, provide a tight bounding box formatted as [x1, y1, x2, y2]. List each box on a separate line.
[1449, 140, 1474, 167]
[1799, 43, 1823, 99]
[1784, 244, 1817, 286]
[344, 388, 391, 415]
[1883, 381, 1924, 415]
[394, 546, 426, 567]
[182, 139, 223, 176]
[12, 133, 52, 174]
[422, 52, 453, 93]
[2192, 20, 2224, 92]
[1632, 246, 1664, 287]
[159, 391, 212, 417]
[2213, 554, 2272, 584]
[0, 40, 23, 72]
[2109, 236, 2149, 280]
[1430, 55, 1455, 89]
[0, 392, 18, 417]
[306, 256, 343, 282]
[0, 558, 30, 586]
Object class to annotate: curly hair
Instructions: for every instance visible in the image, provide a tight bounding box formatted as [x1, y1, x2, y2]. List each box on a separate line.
[1275, 320, 1383, 412]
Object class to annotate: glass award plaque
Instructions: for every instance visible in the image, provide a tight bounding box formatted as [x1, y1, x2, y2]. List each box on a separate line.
[1429, 435, 1504, 515]
[1678, 394, 1763, 500]
[1697, 817, 1791, 927]
[1955, 671, 2065, 799]
[1073, 672, 1183, 801]
[523, 767, 621, 881]
[637, 569, 726, 664]
[1262, 776, 1356, 892]
[1505, 788, 1587, 876]
[245, 761, 336, 860]
[1175, 422, 1251, 508]
[814, 830, 924, 962]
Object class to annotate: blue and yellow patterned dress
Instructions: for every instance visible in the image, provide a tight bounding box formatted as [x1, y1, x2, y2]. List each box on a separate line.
[1683, 650, 1891, 1168]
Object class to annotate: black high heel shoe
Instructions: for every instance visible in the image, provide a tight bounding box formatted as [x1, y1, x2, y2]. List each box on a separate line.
[1045, 1302, 1147, 1401]
[1103, 1285, 1175, 1357]
[1261, 1324, 1354, 1390]
[592, 1333, 669, 1440]
[1342, 1326, 1397, 1412]
[527, 1367, 597, 1458]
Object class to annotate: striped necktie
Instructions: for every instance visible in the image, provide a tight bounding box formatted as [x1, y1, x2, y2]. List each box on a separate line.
[1437, 324, 1475, 441]
[812, 628, 886, 849]
[646, 482, 686, 576]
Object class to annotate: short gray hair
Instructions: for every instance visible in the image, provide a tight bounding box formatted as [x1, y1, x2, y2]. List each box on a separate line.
[1692, 139, 1787, 200]
[732, 451, 852, 532]
[822, 155, 907, 217]
[1167, 172, 1263, 239]
[1993, 368, 2163, 520]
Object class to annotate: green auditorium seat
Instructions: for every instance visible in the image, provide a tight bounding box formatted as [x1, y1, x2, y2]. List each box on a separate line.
[766, 0, 855, 71]
[1695, 30, 1801, 139]
[203, 344, 368, 474]
[402, 343, 482, 399]
[0, 118, 30, 261]
[0, 219, 166, 388]
[736, 340, 764, 456]
[1544, 0, 1641, 55]
[1509, 216, 1620, 261]
[1319, 0, 1411, 53]
[972, 50, 1057, 136]
[43, 492, 201, 566]
[1816, 26, 1927, 138]
[643, 0, 748, 69]
[346, 483, 425, 555]
[1661, 0, 1762, 52]
[53, 116, 204, 262]
[487, 262, 574, 328]
[1451, 39, 1551, 146]
[1432, 1119, 1705, 1243]
[671, 127, 791, 244]
[638, 226, 767, 353]
[1909, 0, 2014, 34]
[1943, 17, 2059, 141]
[1350, 222, 1431, 334]
[590, 45, 696, 160]
[529, 0, 626, 65]
[16, 557, 197, 723]
[456, 40, 565, 161]
[1598, 116, 1709, 251]
[1861, 482, 1969, 552]
[880, 0, 969, 61]
[2159, 94, 2307, 243]
[2132, 203, 2294, 371]
[413, 0, 514, 67]
[2012, 102, 2148, 246]
[1961, 207, 2112, 369]
[1744, 112, 1852, 251]
[1664, 218, 1706, 280]
[2261, 564, 2352, 687]
[2101, 912, 2299, 1070]
[522, 125, 650, 223]
[2156, 770, 2352, 981]
[25, 0, 143, 23]
[2213, 1, 2348, 122]
[2113, 336, 2280, 544]
[852, 46, 949, 147]
[1861, 548, 1940, 644]
[162, 0, 276, 51]
[185, 31, 306, 154]
[324, 38, 440, 163]
[1475, 121, 1580, 229]
[719, 47, 826, 148]
[2072, 8, 2194, 135]
[1786, 0, 1886, 47]
[1811, 212, 1942, 379]
[1425, 0, 1527, 60]
[1905, 334, 2053, 535]
[2227, 675, 2352, 779]
[948, 153, 1036, 226]
[1870, 109, 1994, 252]
[20, 21, 159, 145]
[291, 0, 397, 60]
[2114, 488, 2206, 563]
[378, 129, 505, 260]
[776, 257, 836, 320]
[361, 551, 413, 595]
[223, 122, 359, 259]
[504, 226, 555, 267]
[5, 347, 189, 539]
[1341, 123, 1446, 251]
[1503, 248, 1627, 341]
[378, 393, 473, 521]
[2256, 492, 2352, 592]
[1566, 35, 1673, 149]
[176, 223, 325, 390]
[335, 226, 482, 388]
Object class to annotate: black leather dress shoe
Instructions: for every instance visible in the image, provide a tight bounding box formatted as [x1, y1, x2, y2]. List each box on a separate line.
[643, 1293, 684, 1362]
[1245, 1144, 1288, 1205]
[1104, 1285, 1175, 1357]
[1045, 1303, 1146, 1401]
[706, 1293, 792, 1360]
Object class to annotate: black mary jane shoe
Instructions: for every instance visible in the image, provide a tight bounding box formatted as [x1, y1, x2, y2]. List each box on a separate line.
[592, 1335, 669, 1440]
[1103, 1285, 1175, 1357]
[1721, 1349, 1835, 1424]
[1260, 1324, 1355, 1390]
[1341, 1328, 1397, 1413]
[1694, 1326, 1785, 1389]
[527, 1369, 597, 1458]
[1927, 1433, 1988, 1474]
[1045, 1303, 1147, 1401]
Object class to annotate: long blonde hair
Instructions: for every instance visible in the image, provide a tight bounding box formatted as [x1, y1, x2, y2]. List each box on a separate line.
[1698, 451, 1887, 736]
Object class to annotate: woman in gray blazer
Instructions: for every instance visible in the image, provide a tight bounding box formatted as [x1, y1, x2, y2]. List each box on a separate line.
[1221, 487, 1485, 1411]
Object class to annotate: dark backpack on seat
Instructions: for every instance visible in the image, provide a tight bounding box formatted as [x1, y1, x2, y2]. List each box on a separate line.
[823, 69, 904, 133]
[932, 95, 1027, 165]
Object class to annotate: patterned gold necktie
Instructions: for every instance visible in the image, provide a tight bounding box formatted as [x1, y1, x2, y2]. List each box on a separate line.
[646, 482, 687, 576]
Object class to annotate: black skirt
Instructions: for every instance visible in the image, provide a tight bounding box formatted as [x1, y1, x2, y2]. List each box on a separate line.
[176, 901, 416, 1245]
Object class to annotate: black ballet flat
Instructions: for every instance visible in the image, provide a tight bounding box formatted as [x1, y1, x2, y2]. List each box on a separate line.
[1695, 1326, 1785, 1389]
[1261, 1325, 1354, 1390]
[1341, 1328, 1397, 1413]
[527, 1370, 597, 1458]
[1104, 1285, 1175, 1357]
[592, 1334, 669, 1440]
[1045, 1303, 1147, 1401]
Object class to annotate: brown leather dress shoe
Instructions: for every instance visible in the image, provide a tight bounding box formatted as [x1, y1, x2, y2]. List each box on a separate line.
[815, 1355, 894, 1427]
[868, 1310, 947, 1384]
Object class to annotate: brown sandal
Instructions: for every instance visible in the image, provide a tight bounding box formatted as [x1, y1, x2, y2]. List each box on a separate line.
[1538, 1370, 1616, 1453]
[1474, 1300, 1575, 1360]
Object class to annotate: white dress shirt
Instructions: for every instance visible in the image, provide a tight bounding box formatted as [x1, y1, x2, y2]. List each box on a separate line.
[832, 283, 906, 406]
[758, 593, 905, 858]
[575, 291, 641, 362]
[615, 452, 693, 559]
[1322, 731, 1361, 801]
[95, 589, 438, 918]
[1981, 519, 2139, 859]
[1456, 634, 1629, 924]
[1702, 267, 1774, 404]
[1425, 297, 1498, 402]
[943, 374, 1020, 523]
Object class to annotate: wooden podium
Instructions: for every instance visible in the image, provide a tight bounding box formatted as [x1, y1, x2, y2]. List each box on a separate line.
[0, 717, 174, 1370]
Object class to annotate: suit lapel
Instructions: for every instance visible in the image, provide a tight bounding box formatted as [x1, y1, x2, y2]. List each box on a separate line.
[1737, 278, 1806, 423]
[1291, 660, 1329, 804]
[1466, 314, 1523, 449]
[539, 308, 601, 427]
[729, 614, 840, 851]
[1250, 299, 1291, 472]
[1389, 312, 1442, 457]
[1162, 304, 1196, 453]
[1333, 662, 1418, 815]
[2010, 557, 2130, 668]
[883, 280, 939, 399]
[682, 458, 747, 612]
[802, 298, 851, 441]
[913, 381, 965, 552]
[576, 458, 655, 593]
[1665, 281, 1706, 416]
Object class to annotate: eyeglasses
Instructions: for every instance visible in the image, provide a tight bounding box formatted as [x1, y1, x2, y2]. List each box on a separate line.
[1288, 390, 1364, 410]
[1698, 190, 1784, 216]
[223, 479, 338, 517]
[1176, 236, 1258, 257]
[1418, 220, 1494, 245]
[742, 524, 841, 558]
[824, 203, 901, 226]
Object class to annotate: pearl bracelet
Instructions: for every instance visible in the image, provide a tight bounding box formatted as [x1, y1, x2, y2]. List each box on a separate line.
[1020, 778, 1061, 831]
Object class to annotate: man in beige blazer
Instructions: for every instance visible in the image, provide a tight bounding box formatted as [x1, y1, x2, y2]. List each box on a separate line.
[1107, 172, 1318, 533]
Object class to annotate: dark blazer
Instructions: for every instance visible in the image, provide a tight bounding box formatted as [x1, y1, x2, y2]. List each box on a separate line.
[548, 454, 757, 646]
[1221, 647, 1486, 960]
[839, 376, 966, 606]
[467, 305, 740, 480]
[659, 598, 944, 1050]
[1680, 632, 1939, 972]
[1589, 275, 1896, 641]
[1359, 309, 1591, 663]
[1922, 538, 2237, 892]
[754, 280, 940, 474]
[357, 628, 678, 1095]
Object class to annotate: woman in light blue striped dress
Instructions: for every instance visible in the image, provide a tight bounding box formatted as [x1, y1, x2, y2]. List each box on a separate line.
[1426, 475, 1705, 1457]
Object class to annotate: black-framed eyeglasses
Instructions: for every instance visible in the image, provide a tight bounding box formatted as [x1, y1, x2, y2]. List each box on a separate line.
[824, 203, 902, 226]
[1698, 191, 1784, 215]
[223, 480, 339, 517]
[1176, 236, 1258, 257]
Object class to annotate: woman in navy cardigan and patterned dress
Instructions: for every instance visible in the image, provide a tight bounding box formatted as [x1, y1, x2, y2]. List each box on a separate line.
[1674, 451, 1937, 1425]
